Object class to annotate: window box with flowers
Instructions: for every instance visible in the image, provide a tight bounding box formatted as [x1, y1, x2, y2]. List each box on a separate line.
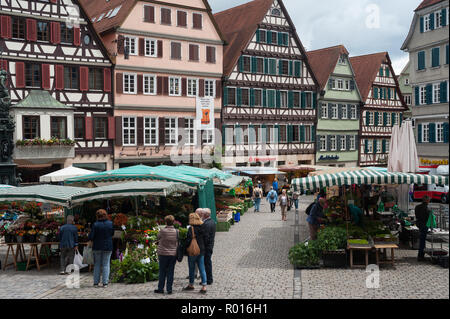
[14, 138, 75, 160]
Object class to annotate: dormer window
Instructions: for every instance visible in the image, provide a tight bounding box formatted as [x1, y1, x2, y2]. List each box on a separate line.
[271, 8, 281, 17]
[338, 54, 347, 65]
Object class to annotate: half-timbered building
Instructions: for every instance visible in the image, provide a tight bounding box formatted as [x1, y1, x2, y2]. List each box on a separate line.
[80, 0, 224, 168]
[214, 0, 319, 168]
[350, 52, 408, 167]
[0, 0, 114, 182]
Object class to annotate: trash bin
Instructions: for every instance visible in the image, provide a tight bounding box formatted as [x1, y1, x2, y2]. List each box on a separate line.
[234, 212, 241, 223]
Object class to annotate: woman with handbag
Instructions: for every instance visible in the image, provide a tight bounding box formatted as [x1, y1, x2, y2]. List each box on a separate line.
[183, 212, 207, 294]
[154, 215, 178, 295]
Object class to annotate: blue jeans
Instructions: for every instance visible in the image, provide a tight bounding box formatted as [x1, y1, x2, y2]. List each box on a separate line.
[188, 255, 207, 286]
[93, 250, 112, 285]
[418, 227, 428, 258]
[254, 198, 261, 212]
[293, 199, 299, 210]
[158, 255, 177, 292]
[204, 251, 213, 284]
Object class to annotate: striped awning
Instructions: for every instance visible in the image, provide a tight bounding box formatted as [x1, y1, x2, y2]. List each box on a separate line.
[291, 170, 449, 191]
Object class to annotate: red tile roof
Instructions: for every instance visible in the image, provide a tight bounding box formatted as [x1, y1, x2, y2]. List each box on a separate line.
[350, 52, 388, 102]
[214, 0, 274, 75]
[306, 45, 349, 90]
[415, 0, 445, 11]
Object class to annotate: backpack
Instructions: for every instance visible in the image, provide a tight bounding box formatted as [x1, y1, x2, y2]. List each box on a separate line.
[305, 202, 315, 215]
[254, 189, 261, 198]
[186, 226, 200, 256]
[270, 191, 276, 200]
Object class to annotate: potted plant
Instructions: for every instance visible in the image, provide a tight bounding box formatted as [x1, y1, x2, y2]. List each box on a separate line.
[288, 241, 321, 269]
[27, 229, 37, 243]
[16, 230, 26, 243]
[38, 230, 50, 243]
[317, 226, 348, 268]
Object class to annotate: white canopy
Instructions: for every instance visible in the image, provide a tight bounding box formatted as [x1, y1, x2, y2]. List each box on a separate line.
[39, 166, 97, 183]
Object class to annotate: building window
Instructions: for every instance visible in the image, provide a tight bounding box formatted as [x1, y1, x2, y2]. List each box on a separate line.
[305, 92, 313, 109]
[124, 36, 137, 55]
[37, 21, 49, 42]
[94, 117, 107, 139]
[349, 136, 356, 150]
[206, 46, 216, 63]
[61, 23, 74, 44]
[330, 135, 337, 151]
[89, 68, 103, 90]
[22, 116, 40, 140]
[280, 91, 288, 108]
[192, 13, 203, 29]
[242, 56, 251, 72]
[331, 104, 338, 119]
[161, 8, 172, 25]
[404, 95, 411, 105]
[187, 78, 198, 97]
[12, 17, 25, 40]
[202, 130, 213, 145]
[338, 54, 347, 65]
[378, 112, 383, 126]
[254, 89, 262, 106]
[259, 29, 267, 43]
[63, 66, 78, 90]
[171, 42, 182, 60]
[145, 38, 157, 57]
[376, 139, 382, 153]
[279, 60, 289, 76]
[50, 117, 67, 139]
[143, 74, 156, 95]
[405, 78, 409, 85]
[320, 136, 327, 151]
[367, 140, 373, 153]
[205, 79, 215, 98]
[256, 57, 264, 73]
[345, 80, 351, 91]
[74, 117, 84, 139]
[189, 44, 199, 61]
[185, 118, 195, 145]
[436, 123, 444, 143]
[433, 83, 440, 103]
[241, 88, 250, 106]
[293, 92, 300, 108]
[228, 88, 236, 105]
[342, 105, 348, 119]
[337, 79, 344, 90]
[420, 86, 426, 105]
[177, 10, 187, 27]
[305, 126, 312, 142]
[435, 11, 442, 28]
[123, 117, 136, 146]
[144, 117, 158, 145]
[279, 125, 287, 143]
[124, 73, 137, 94]
[165, 118, 177, 145]
[350, 105, 357, 119]
[321, 103, 328, 119]
[422, 123, 429, 142]
[271, 8, 281, 16]
[424, 15, 431, 32]
[169, 77, 181, 96]
[367, 112, 374, 126]
[271, 32, 277, 44]
[25, 63, 41, 88]
[340, 136, 346, 151]
[386, 112, 392, 126]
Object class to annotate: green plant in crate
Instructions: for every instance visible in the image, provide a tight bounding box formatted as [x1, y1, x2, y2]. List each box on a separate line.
[317, 226, 347, 251]
[288, 241, 320, 267]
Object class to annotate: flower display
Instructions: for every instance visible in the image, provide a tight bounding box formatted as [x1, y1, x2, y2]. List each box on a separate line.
[16, 137, 75, 147]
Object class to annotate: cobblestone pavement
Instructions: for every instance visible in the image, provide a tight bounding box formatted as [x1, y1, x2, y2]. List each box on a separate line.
[0, 197, 448, 299]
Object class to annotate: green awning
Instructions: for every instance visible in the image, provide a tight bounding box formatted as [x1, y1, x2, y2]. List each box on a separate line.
[12, 90, 74, 110]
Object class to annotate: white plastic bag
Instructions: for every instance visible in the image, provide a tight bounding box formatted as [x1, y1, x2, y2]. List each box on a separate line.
[74, 251, 88, 269]
[82, 247, 94, 265]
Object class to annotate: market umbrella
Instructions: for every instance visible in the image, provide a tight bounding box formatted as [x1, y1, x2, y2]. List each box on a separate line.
[393, 121, 419, 173]
[388, 124, 401, 172]
[39, 166, 97, 183]
[0, 184, 15, 188]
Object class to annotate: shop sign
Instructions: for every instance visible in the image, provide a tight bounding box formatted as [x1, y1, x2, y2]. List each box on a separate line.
[420, 158, 448, 165]
[318, 155, 340, 161]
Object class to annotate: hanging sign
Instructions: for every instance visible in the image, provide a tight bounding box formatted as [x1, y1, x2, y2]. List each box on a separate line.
[196, 97, 214, 131]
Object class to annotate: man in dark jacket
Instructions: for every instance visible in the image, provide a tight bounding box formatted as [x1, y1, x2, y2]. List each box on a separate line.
[58, 215, 78, 275]
[415, 196, 431, 261]
[306, 198, 326, 240]
[201, 208, 216, 285]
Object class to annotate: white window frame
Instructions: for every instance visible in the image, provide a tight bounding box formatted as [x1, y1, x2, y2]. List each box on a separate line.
[393, 113, 399, 126]
[143, 74, 156, 95]
[376, 139, 382, 153]
[342, 105, 348, 119]
[349, 136, 356, 150]
[169, 76, 181, 96]
[340, 135, 346, 151]
[378, 112, 383, 126]
[350, 105, 357, 119]
[331, 79, 336, 90]
[331, 104, 338, 119]
[420, 86, 426, 105]
[123, 73, 137, 94]
[404, 95, 411, 105]
[367, 140, 373, 153]
[338, 54, 347, 65]
[144, 38, 157, 57]
[337, 79, 344, 90]
[433, 83, 440, 104]
[386, 112, 392, 126]
[424, 15, 431, 32]
[144, 117, 158, 146]
[165, 117, 178, 145]
[319, 136, 327, 151]
[435, 10, 442, 29]
[422, 123, 430, 143]
[187, 78, 198, 97]
[122, 116, 137, 146]
[124, 36, 137, 55]
[185, 117, 196, 145]
[321, 103, 328, 119]
[204, 79, 215, 98]
[280, 90, 288, 108]
[345, 80, 350, 91]
[368, 112, 374, 126]
[330, 135, 337, 151]
[436, 122, 444, 143]
[202, 129, 214, 145]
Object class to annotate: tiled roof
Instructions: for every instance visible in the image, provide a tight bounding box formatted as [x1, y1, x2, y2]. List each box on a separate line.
[214, 0, 274, 76]
[415, 0, 445, 11]
[306, 45, 349, 90]
[349, 52, 388, 102]
[13, 90, 74, 109]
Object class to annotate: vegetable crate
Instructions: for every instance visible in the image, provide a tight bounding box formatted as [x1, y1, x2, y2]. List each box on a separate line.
[216, 221, 231, 232]
[322, 250, 347, 268]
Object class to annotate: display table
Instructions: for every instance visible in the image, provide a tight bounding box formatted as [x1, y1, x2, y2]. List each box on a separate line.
[374, 243, 398, 267]
[347, 244, 372, 268]
[2, 243, 26, 271]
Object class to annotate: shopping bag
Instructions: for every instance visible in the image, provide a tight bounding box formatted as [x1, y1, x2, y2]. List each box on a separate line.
[74, 251, 88, 269]
[82, 247, 94, 265]
[426, 212, 437, 229]
[186, 227, 200, 256]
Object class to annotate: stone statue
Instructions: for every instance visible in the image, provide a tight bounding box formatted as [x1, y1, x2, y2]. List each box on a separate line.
[0, 68, 15, 163]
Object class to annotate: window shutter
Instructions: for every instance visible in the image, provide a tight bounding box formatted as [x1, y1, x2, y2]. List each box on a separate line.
[136, 117, 144, 146]
[108, 116, 115, 140]
[387, 87, 391, 99]
[222, 124, 227, 145]
[116, 73, 123, 94]
[251, 56, 257, 74]
[415, 86, 420, 105]
[373, 140, 377, 154]
[263, 89, 267, 107]
[277, 32, 283, 46]
[51, 22, 61, 44]
[250, 88, 255, 107]
[300, 125, 305, 142]
[115, 116, 122, 146]
[223, 87, 228, 106]
[157, 76, 163, 95]
[256, 29, 260, 43]
[55, 65, 64, 90]
[15, 62, 25, 88]
[288, 91, 293, 109]
[137, 74, 143, 94]
[276, 90, 281, 108]
[287, 125, 293, 143]
[385, 68, 390, 78]
[1, 16, 12, 39]
[301, 92, 306, 109]
[430, 13, 434, 30]
[382, 140, 386, 153]
[432, 48, 440, 67]
[420, 16, 424, 32]
[79, 67, 89, 91]
[379, 67, 383, 77]
[199, 79, 205, 97]
[41, 64, 50, 89]
[442, 8, 447, 26]
[236, 87, 242, 105]
[144, 6, 155, 23]
[328, 79, 333, 90]
[294, 61, 301, 78]
[159, 117, 165, 146]
[328, 103, 333, 119]
[426, 84, 432, 104]
[338, 104, 343, 119]
[85, 117, 93, 141]
[443, 123, 449, 143]
[365, 111, 370, 126]
[267, 30, 272, 44]
[238, 56, 244, 72]
[156, 40, 163, 58]
[288, 61, 293, 77]
[364, 139, 368, 153]
[383, 112, 387, 126]
[104, 69, 111, 92]
[350, 80, 355, 91]
[139, 38, 145, 56]
[418, 124, 422, 143]
[326, 135, 332, 151]
[181, 77, 187, 97]
[391, 113, 395, 126]
[264, 58, 269, 75]
[26, 19, 37, 42]
[418, 51, 425, 70]
[216, 80, 221, 99]
[73, 27, 80, 48]
[440, 81, 448, 103]
[429, 123, 436, 143]
[373, 87, 379, 99]
[400, 113, 403, 126]
[117, 35, 125, 54]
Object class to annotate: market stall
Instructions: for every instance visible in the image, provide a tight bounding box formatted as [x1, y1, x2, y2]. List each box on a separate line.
[39, 166, 96, 183]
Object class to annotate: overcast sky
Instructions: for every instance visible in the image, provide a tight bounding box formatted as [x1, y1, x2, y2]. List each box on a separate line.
[210, 0, 419, 74]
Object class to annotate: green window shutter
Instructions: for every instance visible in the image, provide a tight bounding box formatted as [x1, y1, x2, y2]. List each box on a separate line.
[364, 139, 369, 153]
[430, 13, 435, 30]
[387, 88, 391, 100]
[418, 124, 423, 143]
[278, 60, 282, 76]
[383, 112, 387, 126]
[432, 47, 440, 67]
[311, 125, 316, 142]
[289, 60, 293, 76]
[373, 140, 377, 154]
[374, 112, 379, 126]
[385, 68, 390, 78]
[442, 9, 447, 27]
[270, 59, 276, 75]
[238, 56, 244, 72]
[440, 81, 448, 103]
[256, 29, 260, 43]
[373, 87, 379, 99]
[264, 58, 269, 74]
[391, 113, 395, 126]
[223, 87, 228, 106]
[294, 61, 301, 77]
[443, 123, 449, 143]
[366, 111, 370, 125]
[415, 86, 420, 105]
[379, 67, 383, 77]
[426, 84, 433, 104]
[268, 90, 275, 108]
[382, 140, 386, 153]
[420, 16, 424, 33]
[301, 92, 306, 109]
[418, 51, 425, 70]
[312, 92, 317, 109]
[429, 123, 436, 143]
[276, 90, 281, 108]
[278, 32, 283, 46]
[267, 30, 272, 44]
[287, 125, 293, 143]
[300, 125, 305, 142]
[251, 56, 257, 74]
[288, 91, 294, 109]
[400, 113, 403, 126]
[250, 88, 255, 107]
[237, 87, 242, 106]
[263, 89, 267, 107]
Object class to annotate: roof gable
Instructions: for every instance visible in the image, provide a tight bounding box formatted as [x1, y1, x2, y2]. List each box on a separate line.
[13, 91, 74, 110]
[350, 52, 387, 102]
[415, 0, 445, 11]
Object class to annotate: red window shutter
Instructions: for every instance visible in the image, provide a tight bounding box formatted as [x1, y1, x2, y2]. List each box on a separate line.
[85, 117, 93, 141]
[199, 79, 205, 97]
[182, 77, 187, 96]
[104, 68, 111, 92]
[115, 116, 122, 146]
[157, 40, 163, 58]
[117, 35, 125, 54]
[108, 116, 115, 140]
[1, 16, 12, 39]
[41, 64, 51, 89]
[79, 67, 89, 91]
[26, 19, 37, 42]
[116, 73, 123, 93]
[144, 6, 155, 23]
[50, 22, 61, 44]
[55, 65, 64, 90]
[157, 76, 163, 95]
[216, 80, 222, 99]
[137, 117, 144, 146]
[73, 27, 80, 46]
[163, 77, 169, 96]
[139, 38, 145, 56]
[137, 74, 143, 94]
[15, 62, 25, 88]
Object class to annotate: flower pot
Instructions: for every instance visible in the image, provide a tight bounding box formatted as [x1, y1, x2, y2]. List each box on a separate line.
[16, 235, 24, 243]
[322, 249, 347, 268]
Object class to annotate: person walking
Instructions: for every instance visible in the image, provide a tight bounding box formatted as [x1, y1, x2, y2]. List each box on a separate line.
[415, 196, 431, 261]
[266, 187, 278, 213]
[154, 215, 178, 295]
[292, 189, 300, 211]
[58, 215, 78, 275]
[307, 198, 326, 240]
[88, 209, 114, 288]
[183, 213, 208, 294]
[201, 208, 216, 285]
[272, 178, 279, 194]
[279, 189, 289, 221]
[252, 186, 263, 212]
